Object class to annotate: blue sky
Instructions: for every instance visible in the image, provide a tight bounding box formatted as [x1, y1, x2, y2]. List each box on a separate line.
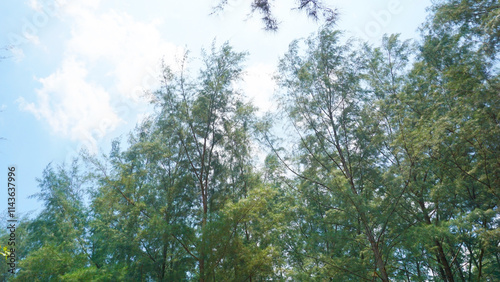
[0, 0, 431, 217]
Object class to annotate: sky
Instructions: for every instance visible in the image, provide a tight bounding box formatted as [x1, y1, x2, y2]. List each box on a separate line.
[0, 0, 432, 218]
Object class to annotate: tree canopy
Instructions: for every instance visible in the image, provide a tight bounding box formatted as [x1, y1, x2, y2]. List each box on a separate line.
[2, 0, 499, 281]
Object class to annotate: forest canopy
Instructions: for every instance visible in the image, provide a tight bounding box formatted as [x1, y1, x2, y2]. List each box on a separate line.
[1, 0, 499, 281]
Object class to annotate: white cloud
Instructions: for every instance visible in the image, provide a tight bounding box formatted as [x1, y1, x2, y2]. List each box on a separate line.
[241, 63, 277, 114]
[18, 58, 121, 152]
[66, 8, 183, 101]
[19, 2, 184, 150]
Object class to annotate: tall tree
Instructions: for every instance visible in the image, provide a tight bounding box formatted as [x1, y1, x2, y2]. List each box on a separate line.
[83, 42, 281, 281]
[11, 161, 102, 281]
[8, 1, 499, 280]
[85, 120, 197, 281]
[430, 0, 500, 58]
[393, 8, 500, 280]
[272, 29, 416, 281]
[151, 43, 277, 281]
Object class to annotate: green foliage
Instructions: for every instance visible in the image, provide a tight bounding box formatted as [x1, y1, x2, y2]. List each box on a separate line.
[430, 0, 500, 57]
[8, 1, 500, 281]
[8, 162, 96, 281]
[0, 245, 10, 260]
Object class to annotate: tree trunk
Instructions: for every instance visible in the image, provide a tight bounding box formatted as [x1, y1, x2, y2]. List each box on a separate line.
[364, 226, 390, 282]
[434, 240, 455, 282]
[418, 199, 454, 282]
[200, 192, 208, 282]
[477, 248, 484, 280]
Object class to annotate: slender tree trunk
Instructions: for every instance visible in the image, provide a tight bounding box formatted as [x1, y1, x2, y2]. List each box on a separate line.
[448, 240, 465, 282]
[477, 248, 484, 280]
[199, 259, 205, 282]
[334, 123, 390, 281]
[418, 199, 454, 282]
[364, 226, 389, 282]
[435, 240, 455, 282]
[416, 260, 421, 278]
[200, 190, 208, 282]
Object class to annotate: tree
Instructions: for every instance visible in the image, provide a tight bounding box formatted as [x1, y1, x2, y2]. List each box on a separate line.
[150, 42, 277, 281]
[9, 1, 499, 280]
[429, 0, 500, 58]
[81, 42, 282, 281]
[271, 29, 417, 281]
[393, 8, 500, 280]
[11, 161, 103, 281]
[85, 121, 197, 281]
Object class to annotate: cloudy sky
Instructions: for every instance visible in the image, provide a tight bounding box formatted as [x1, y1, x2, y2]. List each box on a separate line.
[0, 0, 431, 217]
